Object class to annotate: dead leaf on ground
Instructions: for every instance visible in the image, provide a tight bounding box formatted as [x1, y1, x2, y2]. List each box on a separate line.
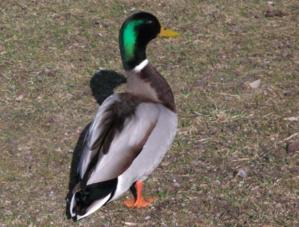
[16, 94, 24, 102]
[248, 79, 261, 89]
[265, 9, 287, 17]
[287, 140, 299, 155]
[283, 116, 299, 122]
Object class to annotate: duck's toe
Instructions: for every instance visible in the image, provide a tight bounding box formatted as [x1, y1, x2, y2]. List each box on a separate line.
[123, 196, 156, 208]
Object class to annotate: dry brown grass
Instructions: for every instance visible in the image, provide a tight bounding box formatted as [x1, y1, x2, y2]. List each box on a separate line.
[1, 0, 299, 226]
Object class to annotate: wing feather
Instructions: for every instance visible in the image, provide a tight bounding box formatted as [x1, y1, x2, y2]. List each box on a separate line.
[77, 94, 120, 178]
[86, 102, 159, 185]
[77, 93, 160, 187]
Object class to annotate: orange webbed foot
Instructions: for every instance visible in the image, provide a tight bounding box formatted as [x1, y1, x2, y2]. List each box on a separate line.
[123, 196, 156, 208]
[124, 180, 156, 208]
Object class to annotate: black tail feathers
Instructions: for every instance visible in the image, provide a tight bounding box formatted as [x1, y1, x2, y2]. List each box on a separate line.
[66, 178, 118, 221]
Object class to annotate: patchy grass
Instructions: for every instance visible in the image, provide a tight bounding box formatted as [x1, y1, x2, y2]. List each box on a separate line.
[1, 0, 299, 226]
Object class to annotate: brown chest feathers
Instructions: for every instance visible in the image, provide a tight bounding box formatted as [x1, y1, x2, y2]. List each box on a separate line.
[126, 64, 176, 112]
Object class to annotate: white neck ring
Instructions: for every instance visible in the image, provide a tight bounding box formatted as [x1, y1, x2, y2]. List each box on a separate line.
[133, 59, 149, 72]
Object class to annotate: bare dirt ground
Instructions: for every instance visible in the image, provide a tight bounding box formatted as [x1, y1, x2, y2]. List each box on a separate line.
[1, 0, 298, 226]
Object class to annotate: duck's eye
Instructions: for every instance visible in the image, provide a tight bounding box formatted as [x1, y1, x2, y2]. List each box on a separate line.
[146, 20, 153, 24]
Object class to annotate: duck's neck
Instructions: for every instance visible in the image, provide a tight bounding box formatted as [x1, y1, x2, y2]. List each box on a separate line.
[120, 43, 147, 71]
[132, 59, 149, 72]
[119, 20, 148, 71]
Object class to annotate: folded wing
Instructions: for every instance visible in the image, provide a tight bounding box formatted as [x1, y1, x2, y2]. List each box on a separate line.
[78, 93, 160, 185]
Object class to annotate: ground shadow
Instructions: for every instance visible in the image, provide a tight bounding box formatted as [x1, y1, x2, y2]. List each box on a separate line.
[65, 70, 126, 218]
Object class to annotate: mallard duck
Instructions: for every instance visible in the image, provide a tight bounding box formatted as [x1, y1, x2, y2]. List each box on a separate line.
[68, 11, 179, 221]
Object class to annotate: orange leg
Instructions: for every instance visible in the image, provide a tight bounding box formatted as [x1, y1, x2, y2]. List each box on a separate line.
[123, 181, 155, 208]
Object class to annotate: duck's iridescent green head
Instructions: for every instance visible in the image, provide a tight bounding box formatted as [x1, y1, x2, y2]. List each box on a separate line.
[119, 12, 179, 71]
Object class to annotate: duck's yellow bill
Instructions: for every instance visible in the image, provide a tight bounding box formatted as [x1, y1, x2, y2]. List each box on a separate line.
[159, 27, 180, 38]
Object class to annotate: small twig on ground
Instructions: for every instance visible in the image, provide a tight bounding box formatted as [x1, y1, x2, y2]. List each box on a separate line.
[279, 132, 299, 143]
